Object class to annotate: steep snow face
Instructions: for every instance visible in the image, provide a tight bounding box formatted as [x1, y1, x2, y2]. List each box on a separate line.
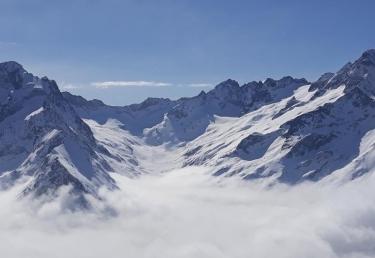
[3, 49, 375, 201]
[144, 77, 309, 144]
[182, 49, 375, 183]
[65, 77, 308, 145]
[311, 49, 375, 97]
[63, 49, 375, 186]
[62, 92, 177, 135]
[182, 85, 345, 181]
[0, 62, 121, 201]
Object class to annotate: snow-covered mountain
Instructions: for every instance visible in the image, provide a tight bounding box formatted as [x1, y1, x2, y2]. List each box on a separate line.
[1, 49, 375, 201]
[0, 62, 137, 205]
[182, 49, 375, 183]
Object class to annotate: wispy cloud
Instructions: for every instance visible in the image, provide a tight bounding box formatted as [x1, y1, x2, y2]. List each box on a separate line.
[59, 82, 81, 90]
[0, 41, 18, 48]
[91, 81, 214, 89]
[187, 83, 213, 88]
[92, 81, 172, 89]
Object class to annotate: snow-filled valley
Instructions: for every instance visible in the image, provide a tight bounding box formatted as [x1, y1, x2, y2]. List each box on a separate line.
[1, 49, 375, 257]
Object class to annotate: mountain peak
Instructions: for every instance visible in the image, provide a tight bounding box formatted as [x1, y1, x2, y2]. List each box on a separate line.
[62, 91, 105, 108]
[310, 49, 375, 94]
[0, 61, 30, 90]
[309, 73, 335, 91]
[2, 49, 375, 204]
[361, 48, 375, 56]
[263, 76, 308, 88]
[0, 61, 25, 73]
[358, 49, 375, 66]
[214, 79, 240, 90]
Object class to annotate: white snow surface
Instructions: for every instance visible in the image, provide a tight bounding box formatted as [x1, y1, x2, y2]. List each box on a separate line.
[1, 51, 375, 257]
[24, 107, 44, 120]
[2, 49, 375, 198]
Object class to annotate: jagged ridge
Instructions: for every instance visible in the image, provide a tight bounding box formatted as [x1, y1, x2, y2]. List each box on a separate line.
[1, 49, 375, 202]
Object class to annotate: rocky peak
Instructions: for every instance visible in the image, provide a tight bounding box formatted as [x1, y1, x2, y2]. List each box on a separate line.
[263, 76, 308, 88]
[0, 61, 30, 90]
[129, 97, 173, 111]
[242, 81, 262, 89]
[0, 61, 25, 74]
[203, 79, 241, 102]
[358, 49, 375, 66]
[213, 79, 240, 91]
[263, 78, 278, 87]
[62, 91, 105, 108]
[0, 61, 116, 200]
[198, 90, 206, 97]
[318, 72, 335, 82]
[309, 72, 335, 91]
[240, 76, 308, 104]
[311, 49, 375, 96]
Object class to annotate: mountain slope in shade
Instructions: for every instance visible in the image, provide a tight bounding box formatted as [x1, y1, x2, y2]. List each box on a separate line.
[64, 49, 375, 185]
[182, 50, 375, 183]
[62, 92, 176, 136]
[0, 62, 138, 203]
[1, 49, 375, 201]
[143, 77, 309, 144]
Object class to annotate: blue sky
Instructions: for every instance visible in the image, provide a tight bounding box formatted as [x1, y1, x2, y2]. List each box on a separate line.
[0, 0, 374, 105]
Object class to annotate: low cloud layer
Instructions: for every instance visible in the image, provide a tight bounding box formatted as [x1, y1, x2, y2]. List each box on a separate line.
[92, 81, 173, 89]
[1, 167, 375, 258]
[92, 81, 213, 89]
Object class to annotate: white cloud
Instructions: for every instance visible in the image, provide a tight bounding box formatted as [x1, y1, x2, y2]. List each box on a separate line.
[59, 82, 81, 90]
[187, 83, 213, 88]
[1, 167, 375, 258]
[92, 81, 173, 89]
[91, 81, 213, 89]
[0, 41, 18, 48]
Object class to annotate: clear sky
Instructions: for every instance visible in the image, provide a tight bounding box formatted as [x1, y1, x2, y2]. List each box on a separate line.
[1, 0, 374, 105]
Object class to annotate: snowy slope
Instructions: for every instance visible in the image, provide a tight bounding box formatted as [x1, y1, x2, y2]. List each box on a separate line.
[1, 49, 375, 201]
[0, 62, 136, 202]
[62, 92, 176, 136]
[62, 49, 375, 186]
[182, 49, 375, 183]
[143, 77, 309, 144]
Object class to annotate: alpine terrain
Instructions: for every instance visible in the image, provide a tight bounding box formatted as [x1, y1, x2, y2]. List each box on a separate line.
[1, 49, 375, 203]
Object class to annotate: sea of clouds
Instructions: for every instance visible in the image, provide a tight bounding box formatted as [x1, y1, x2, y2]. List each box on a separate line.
[1, 166, 375, 258]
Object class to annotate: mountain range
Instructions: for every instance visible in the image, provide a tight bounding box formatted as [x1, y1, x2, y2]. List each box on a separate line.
[1, 49, 375, 203]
